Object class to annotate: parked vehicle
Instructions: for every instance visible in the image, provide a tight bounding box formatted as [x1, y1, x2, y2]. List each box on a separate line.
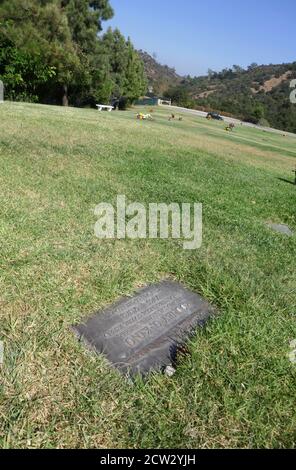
[207, 112, 224, 121]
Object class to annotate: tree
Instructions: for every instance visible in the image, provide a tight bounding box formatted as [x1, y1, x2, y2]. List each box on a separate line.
[248, 63, 259, 71]
[0, 26, 56, 102]
[165, 86, 193, 108]
[0, 0, 147, 107]
[62, 0, 113, 54]
[100, 28, 147, 104]
[0, 0, 84, 105]
[59, 0, 114, 105]
[207, 69, 215, 79]
[233, 65, 244, 74]
[123, 39, 147, 103]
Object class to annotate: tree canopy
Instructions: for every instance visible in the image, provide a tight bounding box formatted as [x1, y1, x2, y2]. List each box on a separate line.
[0, 0, 147, 106]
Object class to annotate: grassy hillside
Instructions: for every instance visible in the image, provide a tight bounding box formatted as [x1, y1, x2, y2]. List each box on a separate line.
[0, 102, 295, 448]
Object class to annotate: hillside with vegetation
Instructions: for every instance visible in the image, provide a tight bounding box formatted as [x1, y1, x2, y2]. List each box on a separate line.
[138, 50, 182, 95]
[180, 63, 296, 133]
[141, 51, 296, 133]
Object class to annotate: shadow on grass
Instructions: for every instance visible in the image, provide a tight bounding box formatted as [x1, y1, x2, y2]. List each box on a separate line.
[277, 177, 296, 186]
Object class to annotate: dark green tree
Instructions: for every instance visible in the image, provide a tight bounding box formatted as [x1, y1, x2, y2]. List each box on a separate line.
[100, 28, 147, 104]
[61, 0, 113, 51]
[166, 85, 193, 108]
[0, 0, 83, 104]
[124, 38, 147, 103]
[0, 0, 147, 108]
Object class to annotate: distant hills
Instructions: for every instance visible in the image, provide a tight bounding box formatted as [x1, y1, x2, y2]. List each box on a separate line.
[139, 51, 296, 133]
[138, 50, 182, 95]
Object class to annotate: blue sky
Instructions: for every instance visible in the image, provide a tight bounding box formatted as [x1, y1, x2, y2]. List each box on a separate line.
[105, 0, 295, 76]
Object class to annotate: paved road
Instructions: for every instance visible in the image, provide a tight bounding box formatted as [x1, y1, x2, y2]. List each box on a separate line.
[161, 105, 296, 138]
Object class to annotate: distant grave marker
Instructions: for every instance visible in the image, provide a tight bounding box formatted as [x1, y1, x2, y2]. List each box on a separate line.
[0, 81, 3, 103]
[73, 281, 216, 376]
[267, 222, 294, 237]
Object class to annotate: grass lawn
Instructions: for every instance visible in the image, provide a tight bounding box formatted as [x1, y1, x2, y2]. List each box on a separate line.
[0, 102, 295, 449]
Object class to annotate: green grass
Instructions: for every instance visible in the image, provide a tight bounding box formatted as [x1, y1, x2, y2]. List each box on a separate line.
[0, 102, 295, 449]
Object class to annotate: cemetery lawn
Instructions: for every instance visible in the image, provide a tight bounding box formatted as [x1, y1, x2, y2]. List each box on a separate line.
[0, 102, 295, 449]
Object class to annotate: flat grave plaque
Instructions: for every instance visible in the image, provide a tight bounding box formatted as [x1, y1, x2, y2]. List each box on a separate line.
[73, 281, 216, 376]
[266, 222, 294, 237]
